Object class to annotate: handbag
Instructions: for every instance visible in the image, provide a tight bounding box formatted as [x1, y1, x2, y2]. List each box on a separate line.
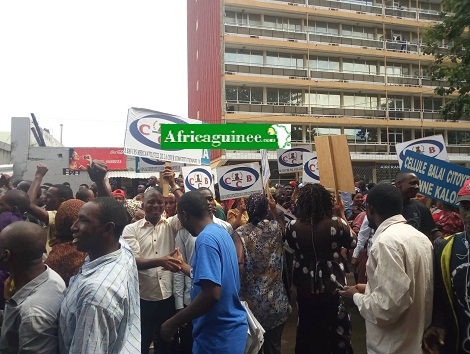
[241, 301, 265, 354]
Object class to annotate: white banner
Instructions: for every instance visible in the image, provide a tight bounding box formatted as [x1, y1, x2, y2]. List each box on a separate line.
[135, 157, 182, 173]
[124, 107, 208, 165]
[396, 134, 448, 168]
[260, 149, 271, 188]
[216, 163, 263, 200]
[302, 152, 320, 184]
[181, 166, 214, 194]
[276, 145, 312, 174]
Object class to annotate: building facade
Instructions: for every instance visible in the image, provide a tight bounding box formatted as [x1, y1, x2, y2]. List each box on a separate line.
[187, 0, 470, 182]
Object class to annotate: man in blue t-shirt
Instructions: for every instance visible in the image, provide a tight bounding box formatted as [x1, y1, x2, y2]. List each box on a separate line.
[161, 191, 247, 353]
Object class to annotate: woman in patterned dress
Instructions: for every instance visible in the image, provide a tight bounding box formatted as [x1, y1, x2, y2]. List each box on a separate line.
[285, 183, 357, 354]
[234, 193, 291, 354]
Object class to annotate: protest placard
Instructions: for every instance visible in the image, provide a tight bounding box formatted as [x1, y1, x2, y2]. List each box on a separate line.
[396, 135, 448, 168]
[260, 149, 271, 189]
[124, 107, 210, 165]
[182, 166, 214, 194]
[314, 135, 355, 194]
[401, 150, 470, 206]
[276, 145, 312, 174]
[302, 152, 320, 184]
[216, 163, 263, 200]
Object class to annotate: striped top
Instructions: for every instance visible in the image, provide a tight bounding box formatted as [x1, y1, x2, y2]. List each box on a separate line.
[58, 239, 141, 353]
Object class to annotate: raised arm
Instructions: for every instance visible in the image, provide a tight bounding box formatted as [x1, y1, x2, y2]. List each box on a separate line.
[86, 161, 112, 197]
[27, 164, 49, 223]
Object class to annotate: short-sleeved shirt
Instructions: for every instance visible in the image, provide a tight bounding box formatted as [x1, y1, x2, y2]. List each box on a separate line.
[190, 223, 247, 353]
[0, 266, 66, 353]
[402, 199, 435, 235]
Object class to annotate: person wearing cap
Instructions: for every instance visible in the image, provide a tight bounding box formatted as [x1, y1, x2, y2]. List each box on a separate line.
[112, 189, 126, 205]
[423, 179, 470, 354]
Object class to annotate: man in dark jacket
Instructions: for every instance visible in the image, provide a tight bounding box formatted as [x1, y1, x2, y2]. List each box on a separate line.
[423, 179, 470, 354]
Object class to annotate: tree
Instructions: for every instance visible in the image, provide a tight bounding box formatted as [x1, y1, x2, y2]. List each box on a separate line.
[424, 0, 470, 121]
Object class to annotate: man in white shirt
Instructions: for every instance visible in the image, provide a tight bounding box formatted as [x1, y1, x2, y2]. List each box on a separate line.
[340, 184, 433, 354]
[122, 167, 184, 354]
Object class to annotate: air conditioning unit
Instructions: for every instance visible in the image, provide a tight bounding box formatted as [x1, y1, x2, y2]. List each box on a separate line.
[289, 76, 297, 79]
[225, 71, 234, 75]
[250, 35, 259, 38]
[288, 39, 298, 42]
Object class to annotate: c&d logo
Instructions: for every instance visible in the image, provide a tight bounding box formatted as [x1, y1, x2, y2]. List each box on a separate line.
[129, 114, 187, 150]
[219, 167, 260, 191]
[398, 139, 444, 161]
[279, 148, 310, 167]
[185, 169, 213, 191]
[304, 156, 319, 181]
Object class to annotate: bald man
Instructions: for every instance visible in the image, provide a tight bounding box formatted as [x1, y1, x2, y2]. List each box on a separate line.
[0, 221, 66, 353]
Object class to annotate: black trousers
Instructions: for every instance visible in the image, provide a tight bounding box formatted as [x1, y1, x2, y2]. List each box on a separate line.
[140, 296, 176, 354]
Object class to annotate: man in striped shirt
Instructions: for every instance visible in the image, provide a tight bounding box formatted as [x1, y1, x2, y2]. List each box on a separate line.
[58, 197, 141, 353]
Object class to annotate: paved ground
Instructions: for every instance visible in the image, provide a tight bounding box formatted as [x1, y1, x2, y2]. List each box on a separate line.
[282, 275, 367, 354]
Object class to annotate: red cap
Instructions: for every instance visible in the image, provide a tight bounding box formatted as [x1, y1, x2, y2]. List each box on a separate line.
[456, 180, 470, 203]
[112, 189, 126, 198]
[289, 181, 297, 187]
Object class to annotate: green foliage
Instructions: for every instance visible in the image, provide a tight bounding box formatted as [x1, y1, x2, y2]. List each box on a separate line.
[424, 0, 470, 121]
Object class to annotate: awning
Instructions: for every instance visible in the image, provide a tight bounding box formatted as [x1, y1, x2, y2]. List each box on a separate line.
[0, 164, 13, 176]
[107, 171, 157, 179]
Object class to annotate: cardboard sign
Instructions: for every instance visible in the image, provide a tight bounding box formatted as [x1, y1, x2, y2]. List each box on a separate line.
[396, 135, 448, 168]
[276, 145, 312, 174]
[124, 107, 210, 165]
[401, 150, 470, 206]
[314, 135, 355, 193]
[260, 149, 271, 188]
[135, 157, 182, 173]
[68, 148, 126, 171]
[302, 152, 320, 184]
[216, 163, 263, 200]
[181, 166, 214, 194]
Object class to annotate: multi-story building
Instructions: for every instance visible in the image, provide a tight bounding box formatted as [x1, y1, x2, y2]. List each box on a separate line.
[187, 0, 470, 183]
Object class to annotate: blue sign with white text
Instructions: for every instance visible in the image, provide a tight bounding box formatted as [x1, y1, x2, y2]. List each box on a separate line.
[401, 150, 470, 206]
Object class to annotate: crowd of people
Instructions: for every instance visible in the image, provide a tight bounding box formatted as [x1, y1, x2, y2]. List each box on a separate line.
[0, 160, 469, 354]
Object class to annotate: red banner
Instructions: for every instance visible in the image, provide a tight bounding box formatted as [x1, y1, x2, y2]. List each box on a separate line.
[68, 148, 126, 171]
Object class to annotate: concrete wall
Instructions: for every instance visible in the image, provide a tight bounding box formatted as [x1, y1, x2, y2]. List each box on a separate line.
[11, 117, 93, 193]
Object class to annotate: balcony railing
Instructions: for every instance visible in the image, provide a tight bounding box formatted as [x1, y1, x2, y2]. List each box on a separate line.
[247, 0, 442, 21]
[225, 102, 449, 121]
[225, 63, 446, 88]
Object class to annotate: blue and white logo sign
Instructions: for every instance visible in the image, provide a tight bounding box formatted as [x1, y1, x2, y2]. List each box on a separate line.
[402, 150, 470, 206]
[124, 107, 208, 165]
[396, 135, 448, 168]
[276, 145, 312, 174]
[302, 152, 320, 184]
[182, 166, 214, 193]
[216, 163, 263, 200]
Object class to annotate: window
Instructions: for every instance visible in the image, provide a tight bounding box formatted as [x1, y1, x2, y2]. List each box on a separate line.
[306, 92, 341, 107]
[345, 128, 378, 143]
[311, 127, 341, 136]
[309, 56, 340, 72]
[267, 52, 304, 69]
[224, 12, 261, 26]
[343, 94, 378, 109]
[309, 21, 339, 35]
[422, 98, 443, 112]
[225, 86, 264, 104]
[292, 125, 304, 142]
[448, 131, 470, 145]
[381, 129, 412, 144]
[415, 129, 444, 139]
[267, 88, 303, 105]
[342, 24, 376, 39]
[264, 15, 301, 32]
[344, 59, 377, 74]
[224, 49, 263, 65]
[380, 62, 411, 77]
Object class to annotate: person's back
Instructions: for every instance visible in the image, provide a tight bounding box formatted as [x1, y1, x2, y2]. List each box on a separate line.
[191, 223, 247, 353]
[59, 239, 140, 353]
[363, 219, 433, 353]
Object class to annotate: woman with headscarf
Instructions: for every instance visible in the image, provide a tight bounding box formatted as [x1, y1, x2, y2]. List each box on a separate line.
[45, 199, 87, 286]
[234, 193, 291, 354]
[285, 183, 357, 354]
